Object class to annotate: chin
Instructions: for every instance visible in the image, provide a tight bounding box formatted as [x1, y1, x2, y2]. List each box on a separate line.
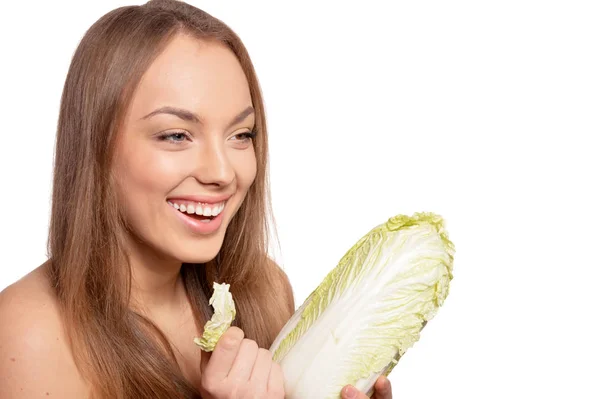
[178, 254, 218, 264]
[170, 240, 223, 264]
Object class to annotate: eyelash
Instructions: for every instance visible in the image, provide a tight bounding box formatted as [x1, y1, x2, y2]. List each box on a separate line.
[157, 130, 257, 144]
[158, 131, 191, 143]
[233, 131, 257, 141]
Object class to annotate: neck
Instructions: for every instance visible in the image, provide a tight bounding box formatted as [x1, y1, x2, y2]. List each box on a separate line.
[125, 237, 186, 314]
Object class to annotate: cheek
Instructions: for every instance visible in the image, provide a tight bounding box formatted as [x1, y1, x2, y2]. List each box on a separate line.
[113, 146, 189, 227]
[231, 147, 258, 190]
[118, 147, 188, 196]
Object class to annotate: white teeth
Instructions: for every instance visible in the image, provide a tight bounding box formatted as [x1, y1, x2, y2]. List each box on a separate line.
[212, 203, 224, 216]
[168, 200, 226, 217]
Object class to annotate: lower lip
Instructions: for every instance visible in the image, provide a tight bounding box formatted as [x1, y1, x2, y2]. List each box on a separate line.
[169, 203, 225, 234]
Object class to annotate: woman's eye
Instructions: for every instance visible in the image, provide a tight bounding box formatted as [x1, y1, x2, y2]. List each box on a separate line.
[158, 131, 189, 143]
[231, 131, 257, 142]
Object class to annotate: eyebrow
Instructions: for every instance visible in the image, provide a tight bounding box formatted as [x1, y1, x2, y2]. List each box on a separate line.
[141, 105, 255, 129]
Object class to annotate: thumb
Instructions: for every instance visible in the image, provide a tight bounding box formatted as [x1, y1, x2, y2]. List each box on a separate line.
[199, 349, 212, 372]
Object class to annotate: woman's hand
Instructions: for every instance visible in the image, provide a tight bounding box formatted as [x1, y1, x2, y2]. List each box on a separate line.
[198, 326, 285, 399]
[341, 376, 393, 399]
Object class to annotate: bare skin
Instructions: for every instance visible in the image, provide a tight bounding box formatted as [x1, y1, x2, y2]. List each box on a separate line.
[0, 33, 394, 399]
[0, 264, 90, 397]
[343, 378, 394, 399]
[0, 34, 274, 398]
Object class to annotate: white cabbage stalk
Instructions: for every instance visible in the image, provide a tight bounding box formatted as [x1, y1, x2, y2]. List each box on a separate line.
[193, 282, 236, 352]
[269, 212, 455, 399]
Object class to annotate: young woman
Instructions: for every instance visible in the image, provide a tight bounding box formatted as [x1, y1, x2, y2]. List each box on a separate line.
[0, 1, 394, 398]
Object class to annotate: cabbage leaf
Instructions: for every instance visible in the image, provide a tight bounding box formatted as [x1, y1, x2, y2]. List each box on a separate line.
[269, 212, 455, 398]
[193, 282, 236, 352]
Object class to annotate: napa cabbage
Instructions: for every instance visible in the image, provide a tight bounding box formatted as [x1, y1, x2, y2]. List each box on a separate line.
[193, 282, 236, 352]
[269, 212, 454, 398]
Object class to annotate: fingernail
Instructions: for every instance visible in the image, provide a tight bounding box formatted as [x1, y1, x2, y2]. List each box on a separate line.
[343, 385, 358, 399]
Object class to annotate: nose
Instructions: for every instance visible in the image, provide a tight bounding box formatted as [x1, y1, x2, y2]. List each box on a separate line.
[193, 138, 235, 187]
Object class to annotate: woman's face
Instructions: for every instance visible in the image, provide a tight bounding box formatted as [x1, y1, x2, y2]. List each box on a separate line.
[112, 34, 257, 264]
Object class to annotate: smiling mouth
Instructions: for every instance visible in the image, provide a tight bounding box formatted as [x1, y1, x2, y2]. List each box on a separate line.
[167, 200, 226, 222]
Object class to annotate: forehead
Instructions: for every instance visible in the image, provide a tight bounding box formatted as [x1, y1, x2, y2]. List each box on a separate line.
[128, 34, 252, 124]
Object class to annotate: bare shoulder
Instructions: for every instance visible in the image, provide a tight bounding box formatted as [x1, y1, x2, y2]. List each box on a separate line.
[0, 262, 89, 398]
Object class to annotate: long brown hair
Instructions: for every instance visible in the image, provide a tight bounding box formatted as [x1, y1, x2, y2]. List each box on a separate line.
[47, 1, 294, 397]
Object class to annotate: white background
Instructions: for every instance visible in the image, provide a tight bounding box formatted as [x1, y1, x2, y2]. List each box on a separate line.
[1, 1, 599, 398]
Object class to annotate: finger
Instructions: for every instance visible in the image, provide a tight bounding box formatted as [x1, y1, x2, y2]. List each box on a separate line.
[199, 350, 211, 373]
[227, 338, 258, 383]
[373, 376, 393, 399]
[267, 361, 285, 397]
[341, 384, 370, 399]
[227, 338, 259, 383]
[249, 348, 273, 391]
[203, 326, 245, 381]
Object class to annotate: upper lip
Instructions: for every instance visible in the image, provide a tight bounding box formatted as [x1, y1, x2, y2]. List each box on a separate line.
[167, 194, 233, 204]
